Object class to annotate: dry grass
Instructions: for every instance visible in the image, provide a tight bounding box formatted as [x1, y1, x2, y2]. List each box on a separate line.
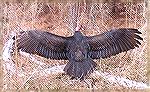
[1, 0, 148, 91]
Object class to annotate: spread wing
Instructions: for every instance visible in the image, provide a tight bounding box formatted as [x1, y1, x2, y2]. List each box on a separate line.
[17, 30, 69, 60]
[85, 28, 143, 59]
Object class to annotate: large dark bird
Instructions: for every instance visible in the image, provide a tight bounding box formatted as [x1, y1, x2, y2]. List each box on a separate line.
[16, 28, 143, 80]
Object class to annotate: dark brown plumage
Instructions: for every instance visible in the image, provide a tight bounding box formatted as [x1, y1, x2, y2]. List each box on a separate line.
[16, 28, 143, 80]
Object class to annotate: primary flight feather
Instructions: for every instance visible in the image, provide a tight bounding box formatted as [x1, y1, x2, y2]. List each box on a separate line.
[16, 28, 143, 80]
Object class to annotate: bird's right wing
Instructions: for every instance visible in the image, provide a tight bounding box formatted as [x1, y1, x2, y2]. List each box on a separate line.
[84, 28, 143, 59]
[17, 30, 70, 60]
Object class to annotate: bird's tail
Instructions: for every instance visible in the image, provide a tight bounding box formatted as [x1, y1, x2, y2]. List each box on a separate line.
[64, 58, 97, 80]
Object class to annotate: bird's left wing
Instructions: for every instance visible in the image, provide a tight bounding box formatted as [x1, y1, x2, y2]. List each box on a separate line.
[17, 30, 70, 60]
[84, 28, 143, 59]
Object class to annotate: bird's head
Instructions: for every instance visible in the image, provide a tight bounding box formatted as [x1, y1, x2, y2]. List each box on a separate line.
[74, 25, 83, 40]
[75, 26, 81, 32]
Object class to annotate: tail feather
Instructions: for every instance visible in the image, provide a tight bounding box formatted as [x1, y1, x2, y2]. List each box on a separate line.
[64, 58, 97, 80]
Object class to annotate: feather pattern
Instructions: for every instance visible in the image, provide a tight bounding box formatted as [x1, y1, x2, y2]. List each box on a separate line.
[85, 28, 143, 59]
[17, 30, 69, 60]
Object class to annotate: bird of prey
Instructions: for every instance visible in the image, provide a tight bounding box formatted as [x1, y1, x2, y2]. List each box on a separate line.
[16, 28, 143, 80]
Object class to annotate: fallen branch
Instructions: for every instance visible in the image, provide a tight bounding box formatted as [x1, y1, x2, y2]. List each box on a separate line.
[2, 32, 148, 89]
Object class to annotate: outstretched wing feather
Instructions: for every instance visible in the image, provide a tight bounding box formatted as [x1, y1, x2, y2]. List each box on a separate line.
[85, 28, 143, 59]
[17, 30, 69, 60]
